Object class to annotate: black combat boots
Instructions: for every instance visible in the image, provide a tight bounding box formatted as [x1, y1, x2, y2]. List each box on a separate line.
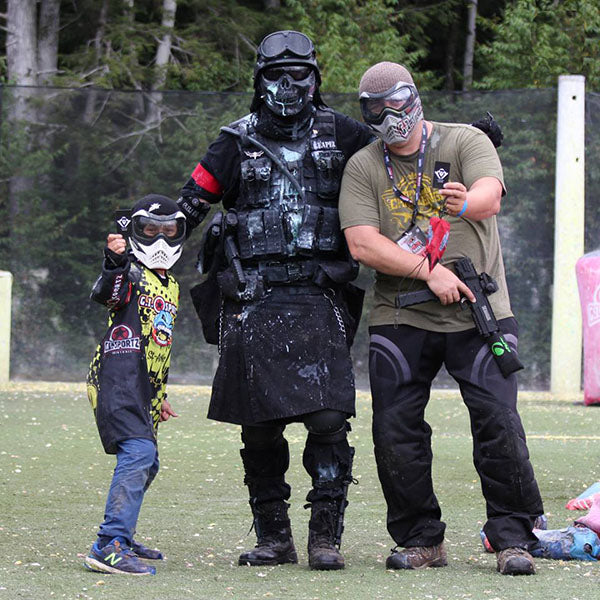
[238, 500, 298, 566]
[307, 499, 345, 570]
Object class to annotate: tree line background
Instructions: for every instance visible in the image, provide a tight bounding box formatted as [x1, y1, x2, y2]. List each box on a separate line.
[3, 0, 600, 93]
[1, 0, 599, 388]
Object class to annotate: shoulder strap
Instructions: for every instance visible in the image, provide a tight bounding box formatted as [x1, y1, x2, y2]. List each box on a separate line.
[221, 125, 305, 201]
[313, 108, 336, 137]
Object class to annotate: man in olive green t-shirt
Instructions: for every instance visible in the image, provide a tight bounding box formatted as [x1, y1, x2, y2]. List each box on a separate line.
[339, 62, 543, 576]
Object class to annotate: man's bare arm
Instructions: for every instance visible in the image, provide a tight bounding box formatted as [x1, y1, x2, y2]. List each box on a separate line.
[344, 225, 475, 305]
[441, 176, 502, 221]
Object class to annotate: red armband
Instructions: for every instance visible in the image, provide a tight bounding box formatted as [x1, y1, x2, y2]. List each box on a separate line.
[191, 163, 223, 195]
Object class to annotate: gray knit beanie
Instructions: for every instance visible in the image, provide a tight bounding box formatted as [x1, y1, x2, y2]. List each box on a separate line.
[358, 62, 415, 96]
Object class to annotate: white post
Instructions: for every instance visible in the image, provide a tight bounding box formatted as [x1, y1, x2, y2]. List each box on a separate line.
[551, 75, 586, 398]
[0, 271, 13, 383]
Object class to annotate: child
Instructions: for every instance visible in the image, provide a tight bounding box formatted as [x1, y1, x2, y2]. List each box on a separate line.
[84, 194, 186, 575]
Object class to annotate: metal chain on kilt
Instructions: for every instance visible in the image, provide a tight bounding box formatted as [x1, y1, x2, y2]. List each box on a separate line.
[217, 303, 224, 355]
[325, 289, 347, 342]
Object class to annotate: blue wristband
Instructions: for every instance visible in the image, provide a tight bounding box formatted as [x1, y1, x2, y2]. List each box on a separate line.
[456, 200, 468, 217]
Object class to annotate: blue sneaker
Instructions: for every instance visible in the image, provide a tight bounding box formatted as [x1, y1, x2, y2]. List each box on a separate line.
[84, 538, 156, 575]
[131, 540, 164, 560]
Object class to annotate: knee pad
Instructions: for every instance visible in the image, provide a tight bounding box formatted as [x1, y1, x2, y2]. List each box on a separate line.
[303, 410, 349, 443]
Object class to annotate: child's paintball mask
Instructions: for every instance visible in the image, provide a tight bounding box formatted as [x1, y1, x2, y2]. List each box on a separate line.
[129, 194, 186, 270]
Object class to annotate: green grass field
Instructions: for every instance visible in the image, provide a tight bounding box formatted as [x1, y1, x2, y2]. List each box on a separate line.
[1, 382, 599, 599]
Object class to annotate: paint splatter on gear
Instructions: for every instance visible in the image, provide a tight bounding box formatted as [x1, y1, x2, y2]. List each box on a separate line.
[238, 415, 354, 569]
[251, 30, 325, 115]
[210, 289, 356, 424]
[303, 427, 355, 570]
[178, 31, 373, 573]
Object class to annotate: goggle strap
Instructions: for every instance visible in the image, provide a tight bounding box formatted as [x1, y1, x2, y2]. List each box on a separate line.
[359, 82, 416, 100]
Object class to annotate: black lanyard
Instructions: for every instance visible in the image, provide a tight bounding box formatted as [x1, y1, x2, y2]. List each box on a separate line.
[382, 121, 428, 227]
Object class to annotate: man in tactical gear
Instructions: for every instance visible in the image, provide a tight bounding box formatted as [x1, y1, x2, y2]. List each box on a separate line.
[178, 30, 374, 570]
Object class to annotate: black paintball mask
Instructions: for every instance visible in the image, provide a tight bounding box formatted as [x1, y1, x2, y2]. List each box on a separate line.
[251, 30, 325, 117]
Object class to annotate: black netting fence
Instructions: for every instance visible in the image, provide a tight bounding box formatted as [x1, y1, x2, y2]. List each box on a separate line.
[1, 85, 598, 389]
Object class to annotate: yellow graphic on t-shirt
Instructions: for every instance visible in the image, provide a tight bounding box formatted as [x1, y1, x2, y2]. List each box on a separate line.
[382, 172, 446, 237]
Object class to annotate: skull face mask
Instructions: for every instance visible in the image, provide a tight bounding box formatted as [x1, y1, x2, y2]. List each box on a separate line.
[251, 31, 322, 117]
[259, 65, 317, 117]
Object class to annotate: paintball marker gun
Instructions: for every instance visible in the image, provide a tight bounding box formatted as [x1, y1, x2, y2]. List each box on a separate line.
[396, 257, 523, 378]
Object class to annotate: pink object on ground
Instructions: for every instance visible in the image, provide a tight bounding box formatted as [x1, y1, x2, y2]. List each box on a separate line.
[566, 496, 596, 511]
[574, 494, 600, 535]
[566, 481, 600, 510]
[576, 251, 600, 405]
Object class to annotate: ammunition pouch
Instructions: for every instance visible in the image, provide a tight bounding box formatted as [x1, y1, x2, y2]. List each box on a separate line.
[237, 205, 342, 260]
[312, 258, 359, 289]
[253, 257, 363, 345]
[190, 211, 227, 345]
[217, 268, 266, 302]
[311, 149, 345, 200]
[241, 157, 272, 208]
[296, 205, 342, 254]
[238, 209, 287, 259]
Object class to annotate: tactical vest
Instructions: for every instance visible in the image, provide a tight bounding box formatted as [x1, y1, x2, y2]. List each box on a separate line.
[230, 109, 347, 272]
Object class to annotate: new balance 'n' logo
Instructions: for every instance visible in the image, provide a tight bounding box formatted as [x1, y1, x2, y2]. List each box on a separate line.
[104, 552, 123, 566]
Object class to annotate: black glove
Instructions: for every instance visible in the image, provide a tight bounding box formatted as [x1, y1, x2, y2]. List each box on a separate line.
[471, 111, 504, 148]
[104, 246, 129, 269]
[177, 195, 210, 232]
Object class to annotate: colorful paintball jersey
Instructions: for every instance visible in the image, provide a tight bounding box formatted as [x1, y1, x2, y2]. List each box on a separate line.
[86, 255, 179, 454]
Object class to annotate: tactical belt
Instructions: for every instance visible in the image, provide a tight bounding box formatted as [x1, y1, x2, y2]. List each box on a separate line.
[250, 260, 316, 285]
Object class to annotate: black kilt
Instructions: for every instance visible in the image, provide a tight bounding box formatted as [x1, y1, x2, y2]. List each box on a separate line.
[208, 286, 356, 425]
